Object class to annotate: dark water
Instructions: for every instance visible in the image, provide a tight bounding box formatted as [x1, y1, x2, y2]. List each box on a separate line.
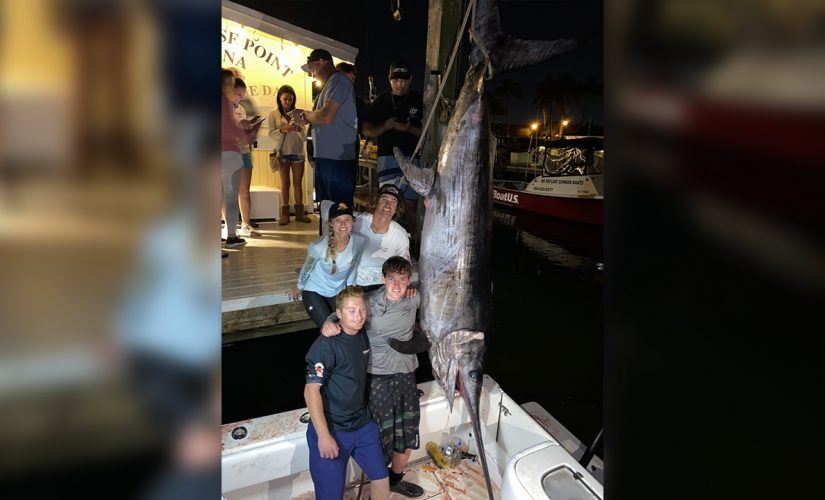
[222, 209, 603, 444]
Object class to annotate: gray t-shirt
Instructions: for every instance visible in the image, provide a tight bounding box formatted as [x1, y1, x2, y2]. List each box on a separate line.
[313, 72, 358, 161]
[326, 288, 420, 375]
[364, 288, 420, 375]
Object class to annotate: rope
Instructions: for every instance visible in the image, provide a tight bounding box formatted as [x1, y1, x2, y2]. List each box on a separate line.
[411, 0, 477, 161]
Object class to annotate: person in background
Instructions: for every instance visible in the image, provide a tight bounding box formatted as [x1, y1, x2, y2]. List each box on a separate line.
[291, 202, 365, 327]
[320, 257, 427, 497]
[362, 60, 424, 252]
[335, 61, 368, 161]
[221, 69, 251, 249]
[303, 286, 390, 500]
[290, 49, 358, 208]
[267, 84, 311, 226]
[227, 67, 260, 237]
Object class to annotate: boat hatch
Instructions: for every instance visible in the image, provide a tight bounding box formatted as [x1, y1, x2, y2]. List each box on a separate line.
[543, 465, 602, 500]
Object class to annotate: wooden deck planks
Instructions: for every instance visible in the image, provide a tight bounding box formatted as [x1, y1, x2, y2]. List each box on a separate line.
[221, 218, 320, 335]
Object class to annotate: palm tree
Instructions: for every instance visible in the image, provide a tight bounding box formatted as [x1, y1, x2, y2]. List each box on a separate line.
[580, 77, 603, 135]
[495, 79, 523, 137]
[487, 93, 506, 133]
[534, 75, 582, 138]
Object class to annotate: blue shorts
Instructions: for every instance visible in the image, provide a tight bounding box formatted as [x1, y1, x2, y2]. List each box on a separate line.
[241, 152, 253, 169]
[315, 157, 356, 206]
[280, 154, 305, 163]
[307, 420, 388, 500]
[377, 155, 420, 200]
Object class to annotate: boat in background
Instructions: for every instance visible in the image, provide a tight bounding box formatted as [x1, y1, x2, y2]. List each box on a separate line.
[493, 136, 604, 226]
[221, 375, 603, 499]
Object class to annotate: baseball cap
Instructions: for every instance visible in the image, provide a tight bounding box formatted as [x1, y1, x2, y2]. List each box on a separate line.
[378, 184, 402, 204]
[301, 48, 332, 73]
[389, 60, 411, 80]
[328, 201, 354, 220]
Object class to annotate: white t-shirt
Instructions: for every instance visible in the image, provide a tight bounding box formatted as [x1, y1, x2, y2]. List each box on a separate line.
[353, 213, 410, 286]
[319, 201, 410, 286]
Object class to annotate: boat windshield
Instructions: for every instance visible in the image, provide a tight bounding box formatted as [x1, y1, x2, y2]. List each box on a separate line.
[539, 138, 604, 177]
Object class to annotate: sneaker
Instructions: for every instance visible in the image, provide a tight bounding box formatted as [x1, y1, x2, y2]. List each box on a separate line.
[237, 225, 260, 237]
[224, 236, 247, 248]
[390, 480, 424, 498]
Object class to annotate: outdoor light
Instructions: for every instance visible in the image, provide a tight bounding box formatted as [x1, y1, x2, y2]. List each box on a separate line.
[531, 123, 538, 130]
[559, 119, 569, 138]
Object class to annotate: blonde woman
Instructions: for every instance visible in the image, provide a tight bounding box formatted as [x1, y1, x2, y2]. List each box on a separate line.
[291, 202, 365, 326]
[267, 85, 310, 225]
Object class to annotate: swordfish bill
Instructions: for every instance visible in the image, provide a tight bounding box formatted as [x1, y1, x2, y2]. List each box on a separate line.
[393, 0, 576, 498]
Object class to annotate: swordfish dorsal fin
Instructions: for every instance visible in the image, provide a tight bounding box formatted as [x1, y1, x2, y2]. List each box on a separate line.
[471, 0, 577, 77]
[393, 147, 435, 197]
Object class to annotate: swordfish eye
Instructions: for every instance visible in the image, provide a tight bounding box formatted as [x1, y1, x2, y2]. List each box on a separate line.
[468, 370, 482, 382]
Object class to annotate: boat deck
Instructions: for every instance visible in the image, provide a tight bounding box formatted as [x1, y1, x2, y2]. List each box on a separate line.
[338, 457, 499, 500]
[221, 376, 603, 500]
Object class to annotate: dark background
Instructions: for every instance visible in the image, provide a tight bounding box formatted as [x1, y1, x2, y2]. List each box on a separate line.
[239, 0, 602, 127]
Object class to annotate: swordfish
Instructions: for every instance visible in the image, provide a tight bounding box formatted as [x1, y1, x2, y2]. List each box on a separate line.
[393, 0, 576, 496]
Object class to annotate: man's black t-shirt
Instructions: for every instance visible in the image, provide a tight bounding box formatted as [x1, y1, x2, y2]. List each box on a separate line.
[367, 91, 424, 157]
[304, 329, 371, 432]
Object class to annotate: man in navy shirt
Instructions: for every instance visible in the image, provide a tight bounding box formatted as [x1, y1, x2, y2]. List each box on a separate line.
[304, 286, 390, 500]
[363, 60, 424, 245]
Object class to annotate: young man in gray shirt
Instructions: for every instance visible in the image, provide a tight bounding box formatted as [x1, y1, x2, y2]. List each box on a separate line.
[321, 256, 429, 497]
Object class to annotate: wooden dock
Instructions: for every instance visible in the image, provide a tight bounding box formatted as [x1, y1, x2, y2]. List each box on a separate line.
[222, 218, 322, 343]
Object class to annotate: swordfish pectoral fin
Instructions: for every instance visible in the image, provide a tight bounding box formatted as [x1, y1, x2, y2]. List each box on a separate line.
[393, 147, 434, 197]
[387, 328, 431, 354]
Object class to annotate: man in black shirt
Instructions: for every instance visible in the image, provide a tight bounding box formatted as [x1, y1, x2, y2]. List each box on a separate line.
[304, 286, 390, 500]
[363, 60, 424, 242]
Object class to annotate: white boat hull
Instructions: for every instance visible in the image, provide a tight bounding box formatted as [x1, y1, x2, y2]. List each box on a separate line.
[221, 375, 602, 499]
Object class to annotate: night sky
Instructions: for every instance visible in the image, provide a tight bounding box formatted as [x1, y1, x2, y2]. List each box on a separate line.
[235, 0, 602, 128]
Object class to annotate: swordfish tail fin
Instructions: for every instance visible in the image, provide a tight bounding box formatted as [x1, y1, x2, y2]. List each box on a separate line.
[489, 37, 577, 74]
[393, 147, 435, 197]
[471, 0, 577, 76]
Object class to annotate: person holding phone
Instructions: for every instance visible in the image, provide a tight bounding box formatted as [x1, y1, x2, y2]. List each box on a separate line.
[362, 60, 424, 251]
[267, 84, 311, 225]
